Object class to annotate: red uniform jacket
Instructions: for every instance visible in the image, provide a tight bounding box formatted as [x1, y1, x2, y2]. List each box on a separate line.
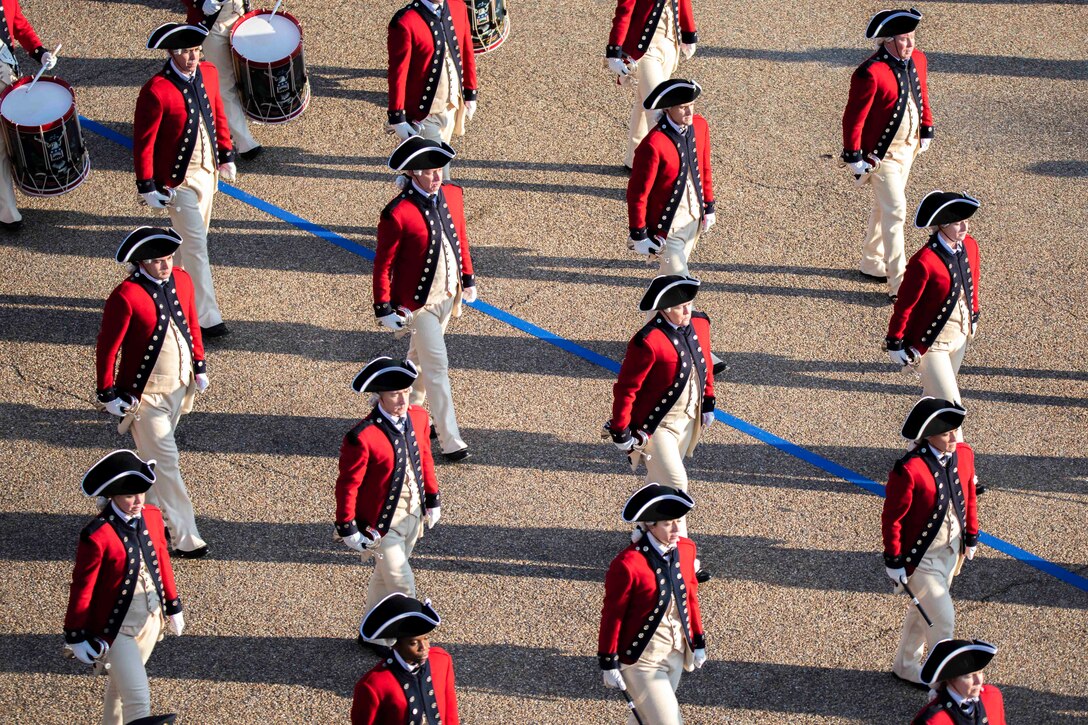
[598, 535, 705, 668]
[628, 114, 714, 241]
[133, 60, 234, 192]
[605, 0, 696, 61]
[335, 404, 439, 537]
[882, 443, 978, 575]
[351, 646, 459, 725]
[610, 311, 714, 438]
[842, 47, 933, 163]
[912, 685, 1005, 725]
[387, 0, 478, 125]
[95, 269, 206, 402]
[373, 183, 475, 318]
[0, 0, 44, 65]
[887, 234, 980, 355]
[64, 504, 182, 645]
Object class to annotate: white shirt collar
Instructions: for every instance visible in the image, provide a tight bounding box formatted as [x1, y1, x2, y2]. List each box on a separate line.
[945, 685, 977, 709]
[665, 115, 688, 135]
[393, 650, 423, 673]
[936, 231, 961, 255]
[646, 531, 675, 556]
[169, 59, 193, 82]
[378, 403, 405, 429]
[418, 0, 443, 16]
[411, 180, 439, 201]
[110, 501, 137, 524]
[138, 267, 167, 286]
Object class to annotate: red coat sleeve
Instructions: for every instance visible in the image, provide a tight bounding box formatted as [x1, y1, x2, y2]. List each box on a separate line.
[413, 410, 440, 502]
[886, 253, 929, 342]
[204, 64, 233, 157]
[697, 121, 714, 209]
[147, 507, 182, 613]
[179, 273, 205, 363]
[682, 541, 704, 640]
[373, 207, 403, 311]
[607, 0, 637, 52]
[627, 140, 661, 235]
[387, 18, 412, 115]
[449, 187, 474, 280]
[842, 66, 877, 155]
[335, 434, 368, 529]
[678, 0, 696, 38]
[95, 289, 132, 394]
[881, 465, 914, 559]
[969, 243, 981, 315]
[597, 556, 633, 661]
[610, 336, 655, 431]
[443, 655, 460, 725]
[7, 0, 42, 53]
[63, 531, 105, 639]
[350, 678, 380, 725]
[133, 84, 164, 189]
[962, 446, 979, 546]
[917, 52, 934, 133]
[181, 0, 204, 24]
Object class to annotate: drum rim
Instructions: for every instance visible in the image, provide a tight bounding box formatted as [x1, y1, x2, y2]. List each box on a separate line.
[0, 75, 77, 132]
[230, 9, 304, 68]
[472, 15, 510, 55]
[241, 83, 309, 124]
[15, 150, 90, 197]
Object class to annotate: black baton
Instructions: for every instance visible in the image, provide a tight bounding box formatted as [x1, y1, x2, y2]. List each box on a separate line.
[900, 580, 934, 627]
[621, 689, 645, 725]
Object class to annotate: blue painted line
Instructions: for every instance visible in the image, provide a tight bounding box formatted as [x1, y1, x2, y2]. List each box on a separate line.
[78, 117, 1088, 595]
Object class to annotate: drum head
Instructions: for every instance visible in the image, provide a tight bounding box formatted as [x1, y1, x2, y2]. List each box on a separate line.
[1, 79, 73, 126]
[232, 13, 301, 63]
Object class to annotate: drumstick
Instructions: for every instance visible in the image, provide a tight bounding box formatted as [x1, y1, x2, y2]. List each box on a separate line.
[269, 0, 283, 18]
[25, 43, 61, 94]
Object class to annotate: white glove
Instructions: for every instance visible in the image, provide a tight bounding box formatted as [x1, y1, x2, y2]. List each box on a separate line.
[377, 312, 405, 331]
[701, 412, 714, 428]
[965, 546, 977, 561]
[887, 348, 912, 366]
[885, 566, 907, 585]
[971, 320, 978, 336]
[41, 51, 57, 71]
[195, 373, 209, 393]
[601, 669, 626, 690]
[464, 100, 476, 121]
[362, 527, 382, 550]
[104, 397, 131, 418]
[342, 531, 365, 552]
[628, 236, 662, 257]
[70, 639, 105, 665]
[390, 122, 418, 141]
[218, 162, 237, 182]
[606, 57, 632, 79]
[202, 0, 223, 14]
[693, 648, 707, 668]
[426, 507, 441, 529]
[168, 612, 185, 636]
[681, 43, 696, 60]
[613, 436, 637, 453]
[847, 159, 873, 176]
[140, 190, 172, 209]
[462, 286, 477, 304]
[919, 138, 932, 153]
[701, 212, 716, 232]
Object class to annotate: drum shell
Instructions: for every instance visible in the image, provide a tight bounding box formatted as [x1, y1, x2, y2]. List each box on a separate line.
[465, 0, 509, 54]
[0, 76, 90, 197]
[230, 10, 310, 124]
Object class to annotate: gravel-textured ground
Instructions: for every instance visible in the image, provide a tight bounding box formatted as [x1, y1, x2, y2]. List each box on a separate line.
[1, 0, 1086, 722]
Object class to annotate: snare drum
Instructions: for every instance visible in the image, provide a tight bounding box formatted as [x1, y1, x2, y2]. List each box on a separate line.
[0, 76, 90, 196]
[230, 10, 309, 124]
[465, 0, 509, 54]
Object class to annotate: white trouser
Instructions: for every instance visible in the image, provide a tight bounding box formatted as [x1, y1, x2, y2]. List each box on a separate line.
[101, 611, 163, 725]
[861, 154, 915, 296]
[621, 648, 685, 725]
[657, 218, 701, 276]
[892, 522, 959, 682]
[642, 418, 698, 537]
[418, 112, 457, 181]
[167, 172, 223, 327]
[407, 296, 467, 454]
[0, 61, 20, 224]
[130, 384, 206, 552]
[625, 40, 680, 167]
[918, 334, 970, 405]
[362, 511, 423, 644]
[201, 28, 260, 153]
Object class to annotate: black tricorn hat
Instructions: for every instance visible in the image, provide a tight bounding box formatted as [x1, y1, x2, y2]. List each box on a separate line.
[901, 397, 966, 441]
[914, 191, 981, 228]
[81, 450, 157, 498]
[866, 7, 922, 39]
[351, 357, 418, 394]
[388, 136, 456, 172]
[115, 227, 182, 263]
[360, 593, 441, 641]
[622, 483, 694, 523]
[639, 275, 700, 312]
[920, 639, 998, 686]
[643, 79, 702, 110]
[127, 716, 178, 725]
[147, 22, 209, 50]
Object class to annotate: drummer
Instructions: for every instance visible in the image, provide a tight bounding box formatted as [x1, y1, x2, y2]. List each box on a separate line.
[183, 0, 262, 160]
[0, 0, 58, 230]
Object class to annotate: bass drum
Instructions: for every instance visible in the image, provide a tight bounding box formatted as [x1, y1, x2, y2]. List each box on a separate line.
[465, 0, 509, 55]
[230, 9, 310, 123]
[0, 76, 90, 196]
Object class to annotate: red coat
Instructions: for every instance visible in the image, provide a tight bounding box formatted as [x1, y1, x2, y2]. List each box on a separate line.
[606, 0, 696, 61]
[387, 0, 478, 125]
[0, 0, 44, 62]
[95, 269, 206, 402]
[351, 646, 459, 725]
[610, 311, 714, 437]
[912, 685, 1005, 725]
[598, 535, 705, 668]
[628, 114, 714, 241]
[64, 504, 182, 646]
[133, 60, 234, 192]
[335, 404, 439, 537]
[373, 183, 475, 317]
[842, 48, 933, 163]
[887, 235, 980, 355]
[882, 443, 978, 575]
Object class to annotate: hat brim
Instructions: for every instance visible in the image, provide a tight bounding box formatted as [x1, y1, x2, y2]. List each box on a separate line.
[638, 277, 700, 312]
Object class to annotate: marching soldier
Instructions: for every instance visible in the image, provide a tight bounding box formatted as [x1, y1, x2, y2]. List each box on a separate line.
[63, 450, 185, 725]
[604, 0, 698, 168]
[351, 593, 459, 724]
[605, 275, 715, 547]
[598, 484, 707, 725]
[0, 0, 56, 229]
[886, 192, 981, 408]
[95, 227, 210, 559]
[335, 357, 441, 649]
[373, 137, 476, 462]
[134, 22, 236, 338]
[182, 0, 263, 160]
[882, 397, 979, 688]
[386, 0, 478, 179]
[913, 639, 1006, 724]
[626, 79, 715, 276]
[842, 7, 933, 300]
